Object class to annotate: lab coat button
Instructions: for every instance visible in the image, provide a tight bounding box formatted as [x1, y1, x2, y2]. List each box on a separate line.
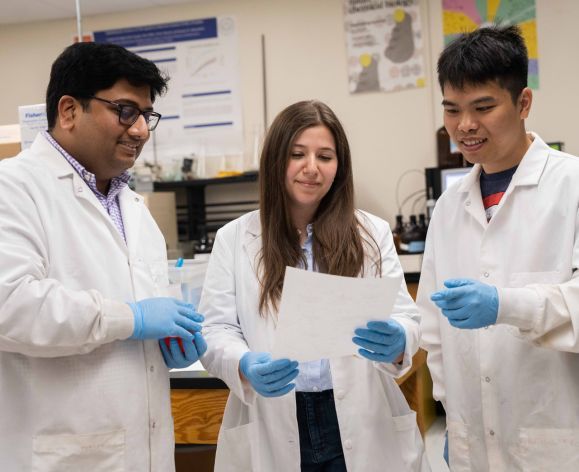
[344, 439, 352, 449]
[150, 365, 155, 372]
[151, 421, 156, 429]
[483, 272, 489, 278]
[77, 187, 83, 193]
[335, 390, 345, 400]
[485, 377, 491, 383]
[489, 429, 495, 436]
[313, 386, 319, 392]
[465, 200, 471, 206]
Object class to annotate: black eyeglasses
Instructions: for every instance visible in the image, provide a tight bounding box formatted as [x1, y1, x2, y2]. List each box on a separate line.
[89, 96, 162, 131]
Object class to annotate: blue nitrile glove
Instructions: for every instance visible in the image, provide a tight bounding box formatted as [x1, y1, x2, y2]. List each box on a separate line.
[444, 430, 449, 466]
[352, 319, 406, 363]
[431, 279, 498, 329]
[159, 332, 207, 369]
[239, 352, 299, 398]
[128, 297, 204, 340]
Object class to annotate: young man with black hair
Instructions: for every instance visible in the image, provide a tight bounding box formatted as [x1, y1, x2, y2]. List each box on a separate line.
[418, 25, 579, 470]
[0, 42, 206, 470]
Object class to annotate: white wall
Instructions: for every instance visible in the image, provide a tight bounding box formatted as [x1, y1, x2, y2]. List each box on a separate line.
[1, 0, 578, 225]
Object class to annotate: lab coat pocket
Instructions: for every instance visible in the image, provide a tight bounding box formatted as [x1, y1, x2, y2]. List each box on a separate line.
[447, 420, 471, 472]
[32, 429, 125, 472]
[215, 422, 259, 472]
[148, 259, 169, 296]
[392, 411, 428, 472]
[129, 256, 165, 299]
[511, 427, 579, 472]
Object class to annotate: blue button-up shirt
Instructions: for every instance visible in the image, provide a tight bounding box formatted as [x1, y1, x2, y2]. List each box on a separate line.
[43, 131, 130, 242]
[294, 224, 333, 392]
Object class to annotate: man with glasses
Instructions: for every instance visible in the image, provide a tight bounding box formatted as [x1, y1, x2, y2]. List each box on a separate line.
[0, 42, 206, 471]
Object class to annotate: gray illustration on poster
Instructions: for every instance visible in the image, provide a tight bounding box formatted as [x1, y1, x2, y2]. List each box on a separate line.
[384, 11, 414, 63]
[355, 54, 380, 93]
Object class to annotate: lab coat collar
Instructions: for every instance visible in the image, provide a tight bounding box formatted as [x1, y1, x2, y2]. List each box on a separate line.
[509, 132, 550, 188]
[119, 189, 144, 254]
[30, 132, 75, 178]
[455, 132, 550, 229]
[458, 168, 487, 229]
[31, 134, 98, 206]
[245, 210, 261, 237]
[456, 131, 549, 195]
[32, 133, 142, 253]
[243, 211, 262, 276]
[456, 165, 480, 194]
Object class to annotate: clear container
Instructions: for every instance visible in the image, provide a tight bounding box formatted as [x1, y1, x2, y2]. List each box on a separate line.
[167, 256, 209, 307]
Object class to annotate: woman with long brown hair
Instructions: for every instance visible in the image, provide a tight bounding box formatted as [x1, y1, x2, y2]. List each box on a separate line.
[200, 100, 429, 471]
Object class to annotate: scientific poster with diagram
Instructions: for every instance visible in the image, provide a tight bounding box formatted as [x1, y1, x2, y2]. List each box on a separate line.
[443, 0, 539, 89]
[94, 17, 244, 170]
[343, 0, 426, 94]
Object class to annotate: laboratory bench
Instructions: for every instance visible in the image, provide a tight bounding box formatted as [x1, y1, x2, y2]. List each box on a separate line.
[170, 280, 436, 471]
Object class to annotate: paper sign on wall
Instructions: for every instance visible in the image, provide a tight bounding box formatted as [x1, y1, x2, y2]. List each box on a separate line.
[18, 104, 47, 150]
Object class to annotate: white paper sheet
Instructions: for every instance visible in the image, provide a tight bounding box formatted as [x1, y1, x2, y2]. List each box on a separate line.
[271, 267, 402, 362]
[170, 360, 205, 372]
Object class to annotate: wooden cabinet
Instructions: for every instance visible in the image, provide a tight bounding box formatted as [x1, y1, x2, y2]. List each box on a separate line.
[171, 388, 228, 445]
[396, 349, 436, 436]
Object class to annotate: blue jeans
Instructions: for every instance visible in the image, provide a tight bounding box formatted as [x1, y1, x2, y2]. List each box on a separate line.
[296, 390, 347, 472]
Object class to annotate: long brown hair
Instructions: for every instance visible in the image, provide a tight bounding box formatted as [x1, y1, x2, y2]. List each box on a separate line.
[258, 100, 380, 315]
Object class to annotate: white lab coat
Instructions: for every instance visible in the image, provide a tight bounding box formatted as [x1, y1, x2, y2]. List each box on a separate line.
[200, 210, 430, 472]
[0, 134, 175, 471]
[418, 133, 579, 471]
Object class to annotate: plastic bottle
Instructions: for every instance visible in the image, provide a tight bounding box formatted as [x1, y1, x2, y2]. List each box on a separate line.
[418, 213, 428, 238]
[392, 214, 404, 253]
[425, 185, 436, 224]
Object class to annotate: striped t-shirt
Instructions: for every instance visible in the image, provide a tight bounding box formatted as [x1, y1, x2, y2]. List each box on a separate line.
[480, 165, 517, 221]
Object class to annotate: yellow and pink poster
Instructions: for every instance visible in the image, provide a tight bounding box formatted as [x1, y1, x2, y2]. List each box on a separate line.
[443, 0, 539, 89]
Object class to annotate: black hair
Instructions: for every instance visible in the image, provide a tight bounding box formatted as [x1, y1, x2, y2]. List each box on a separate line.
[437, 25, 528, 103]
[46, 42, 169, 129]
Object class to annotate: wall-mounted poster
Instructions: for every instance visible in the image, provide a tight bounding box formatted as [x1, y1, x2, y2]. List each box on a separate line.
[443, 0, 539, 89]
[343, 0, 426, 94]
[94, 17, 244, 170]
